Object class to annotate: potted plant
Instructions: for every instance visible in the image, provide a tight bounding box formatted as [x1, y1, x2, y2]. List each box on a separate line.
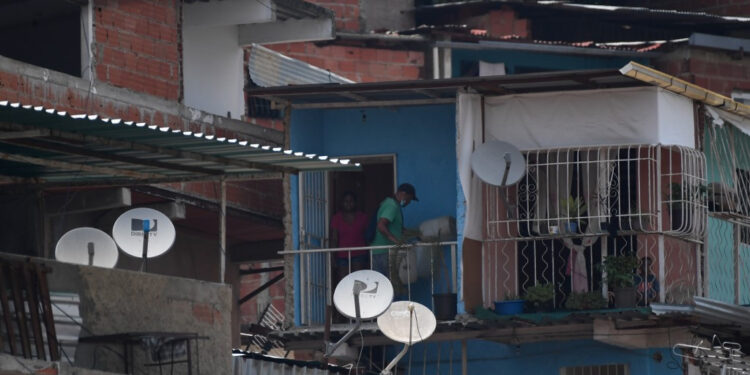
[601, 254, 639, 308]
[494, 293, 525, 316]
[560, 197, 587, 234]
[524, 283, 554, 312]
[564, 291, 608, 311]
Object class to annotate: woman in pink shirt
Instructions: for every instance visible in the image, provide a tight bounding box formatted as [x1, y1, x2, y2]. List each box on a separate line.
[330, 191, 369, 281]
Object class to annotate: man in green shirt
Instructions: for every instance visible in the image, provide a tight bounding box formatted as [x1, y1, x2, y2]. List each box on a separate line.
[371, 183, 418, 275]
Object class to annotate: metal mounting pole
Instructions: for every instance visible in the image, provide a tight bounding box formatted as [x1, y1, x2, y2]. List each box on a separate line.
[500, 153, 514, 218]
[140, 220, 150, 272]
[381, 304, 414, 375]
[324, 284, 364, 358]
[87, 242, 94, 266]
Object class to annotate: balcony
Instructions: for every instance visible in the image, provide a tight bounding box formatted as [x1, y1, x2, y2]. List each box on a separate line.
[284, 242, 458, 326]
[484, 144, 706, 242]
[480, 144, 706, 312]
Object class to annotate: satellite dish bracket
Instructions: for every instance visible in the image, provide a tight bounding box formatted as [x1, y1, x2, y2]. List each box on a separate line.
[324, 287, 363, 358]
[87, 242, 95, 266]
[381, 304, 414, 375]
[500, 153, 515, 219]
[140, 220, 151, 272]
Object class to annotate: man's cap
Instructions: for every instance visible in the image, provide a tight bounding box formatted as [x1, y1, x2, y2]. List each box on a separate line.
[397, 183, 419, 201]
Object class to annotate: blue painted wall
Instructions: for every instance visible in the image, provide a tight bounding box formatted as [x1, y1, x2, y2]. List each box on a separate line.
[290, 104, 457, 231]
[451, 49, 650, 77]
[290, 104, 458, 321]
[402, 339, 680, 375]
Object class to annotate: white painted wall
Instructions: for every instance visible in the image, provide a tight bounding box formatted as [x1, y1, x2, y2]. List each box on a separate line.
[183, 25, 245, 120]
[183, 0, 272, 28]
[657, 88, 696, 148]
[182, 0, 275, 120]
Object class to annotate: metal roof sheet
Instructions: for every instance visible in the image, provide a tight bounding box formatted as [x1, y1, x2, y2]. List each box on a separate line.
[248, 44, 353, 88]
[246, 68, 646, 109]
[0, 101, 359, 187]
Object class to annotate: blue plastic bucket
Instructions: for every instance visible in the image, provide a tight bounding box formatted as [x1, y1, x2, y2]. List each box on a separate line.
[494, 300, 524, 315]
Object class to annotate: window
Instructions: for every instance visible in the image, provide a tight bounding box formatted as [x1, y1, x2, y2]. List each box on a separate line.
[560, 364, 629, 375]
[0, 1, 86, 77]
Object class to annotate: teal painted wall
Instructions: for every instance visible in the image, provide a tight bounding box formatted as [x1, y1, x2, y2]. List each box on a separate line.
[401, 339, 680, 375]
[451, 49, 650, 77]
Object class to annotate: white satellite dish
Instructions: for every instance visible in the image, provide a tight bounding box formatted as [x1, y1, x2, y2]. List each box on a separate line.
[470, 140, 526, 186]
[112, 207, 175, 258]
[55, 227, 118, 268]
[377, 301, 436, 344]
[333, 269, 394, 320]
[325, 269, 394, 359]
[377, 301, 437, 375]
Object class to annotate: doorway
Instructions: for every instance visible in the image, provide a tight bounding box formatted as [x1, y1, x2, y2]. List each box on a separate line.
[329, 155, 396, 219]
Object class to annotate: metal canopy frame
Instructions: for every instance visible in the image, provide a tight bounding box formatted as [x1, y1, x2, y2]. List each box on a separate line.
[0, 101, 359, 187]
[246, 69, 647, 109]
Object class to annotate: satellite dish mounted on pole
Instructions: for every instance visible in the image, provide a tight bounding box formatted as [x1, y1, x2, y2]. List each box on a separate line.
[376, 301, 437, 375]
[470, 140, 527, 217]
[112, 207, 175, 272]
[325, 269, 393, 359]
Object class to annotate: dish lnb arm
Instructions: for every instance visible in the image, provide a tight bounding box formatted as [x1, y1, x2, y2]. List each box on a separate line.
[324, 282, 365, 358]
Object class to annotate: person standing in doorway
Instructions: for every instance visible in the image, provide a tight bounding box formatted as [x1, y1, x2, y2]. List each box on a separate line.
[330, 191, 369, 281]
[370, 183, 418, 276]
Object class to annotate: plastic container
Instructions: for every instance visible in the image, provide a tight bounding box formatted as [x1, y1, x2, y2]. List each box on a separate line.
[494, 300, 525, 315]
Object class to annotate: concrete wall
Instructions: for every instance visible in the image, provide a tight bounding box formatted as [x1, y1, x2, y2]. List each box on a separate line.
[2, 254, 233, 375]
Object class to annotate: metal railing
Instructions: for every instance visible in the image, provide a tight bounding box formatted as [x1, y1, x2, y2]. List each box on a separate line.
[484, 144, 706, 242]
[280, 241, 458, 326]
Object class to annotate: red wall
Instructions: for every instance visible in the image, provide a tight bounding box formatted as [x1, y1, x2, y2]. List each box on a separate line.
[93, 0, 181, 101]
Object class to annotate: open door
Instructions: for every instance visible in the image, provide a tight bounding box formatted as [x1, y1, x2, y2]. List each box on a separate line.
[299, 171, 329, 325]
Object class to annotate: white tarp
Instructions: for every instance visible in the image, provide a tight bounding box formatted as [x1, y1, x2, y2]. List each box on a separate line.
[483, 86, 694, 150]
[706, 105, 750, 136]
[457, 86, 696, 240]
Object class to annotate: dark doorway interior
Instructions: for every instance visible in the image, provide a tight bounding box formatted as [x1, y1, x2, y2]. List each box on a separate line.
[330, 158, 395, 219]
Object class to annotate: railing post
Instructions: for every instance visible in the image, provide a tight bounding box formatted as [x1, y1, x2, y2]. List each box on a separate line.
[451, 244, 457, 294]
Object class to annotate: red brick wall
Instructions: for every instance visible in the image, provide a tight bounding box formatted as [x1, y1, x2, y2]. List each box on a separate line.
[470, 8, 530, 38]
[306, 0, 361, 32]
[268, 43, 424, 82]
[239, 260, 286, 325]
[655, 48, 750, 96]
[92, 0, 181, 101]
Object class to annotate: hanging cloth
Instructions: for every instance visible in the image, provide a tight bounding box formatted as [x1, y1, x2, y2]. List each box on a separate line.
[563, 237, 597, 293]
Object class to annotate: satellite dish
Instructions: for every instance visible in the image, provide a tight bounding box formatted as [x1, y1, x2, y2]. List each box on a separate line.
[112, 207, 176, 258]
[333, 269, 393, 320]
[55, 227, 118, 268]
[377, 301, 436, 344]
[377, 301, 437, 374]
[325, 270, 394, 359]
[470, 140, 526, 186]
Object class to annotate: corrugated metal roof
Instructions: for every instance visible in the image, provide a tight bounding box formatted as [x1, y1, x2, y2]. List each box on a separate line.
[246, 68, 645, 109]
[232, 350, 349, 374]
[0, 101, 359, 187]
[248, 44, 353, 88]
[417, 0, 750, 24]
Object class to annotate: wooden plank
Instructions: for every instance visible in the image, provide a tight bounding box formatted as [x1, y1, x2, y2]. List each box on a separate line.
[9, 264, 31, 358]
[21, 263, 45, 359]
[0, 263, 16, 355]
[34, 263, 59, 361]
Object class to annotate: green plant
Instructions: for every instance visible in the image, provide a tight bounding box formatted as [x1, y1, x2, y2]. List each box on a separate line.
[560, 196, 587, 219]
[524, 283, 554, 303]
[665, 182, 706, 202]
[565, 292, 608, 310]
[504, 293, 522, 301]
[601, 254, 639, 288]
